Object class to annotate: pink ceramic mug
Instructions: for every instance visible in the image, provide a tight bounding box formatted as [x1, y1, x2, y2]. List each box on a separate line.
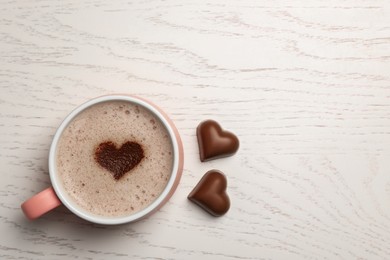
[21, 95, 184, 225]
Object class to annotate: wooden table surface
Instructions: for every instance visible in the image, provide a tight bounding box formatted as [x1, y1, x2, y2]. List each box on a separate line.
[1, 0, 390, 259]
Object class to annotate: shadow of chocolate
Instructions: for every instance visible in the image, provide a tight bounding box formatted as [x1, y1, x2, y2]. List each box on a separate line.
[185, 199, 226, 221]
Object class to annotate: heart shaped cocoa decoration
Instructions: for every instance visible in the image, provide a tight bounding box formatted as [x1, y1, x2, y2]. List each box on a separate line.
[197, 120, 239, 162]
[95, 141, 144, 180]
[188, 170, 230, 217]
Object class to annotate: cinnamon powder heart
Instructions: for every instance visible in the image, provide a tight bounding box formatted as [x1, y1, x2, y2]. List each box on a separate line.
[94, 141, 144, 180]
[188, 170, 230, 217]
[197, 120, 239, 162]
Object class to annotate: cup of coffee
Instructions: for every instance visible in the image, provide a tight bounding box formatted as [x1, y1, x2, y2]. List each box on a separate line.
[21, 95, 184, 225]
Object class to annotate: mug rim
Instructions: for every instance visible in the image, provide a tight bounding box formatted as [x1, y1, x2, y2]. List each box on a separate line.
[49, 95, 181, 225]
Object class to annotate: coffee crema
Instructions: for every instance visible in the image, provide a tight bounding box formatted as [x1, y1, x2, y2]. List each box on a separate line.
[56, 101, 173, 217]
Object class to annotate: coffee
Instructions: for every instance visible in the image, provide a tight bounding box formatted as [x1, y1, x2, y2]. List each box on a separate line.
[56, 101, 173, 217]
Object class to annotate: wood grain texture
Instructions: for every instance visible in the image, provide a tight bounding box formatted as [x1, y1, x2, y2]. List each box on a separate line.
[1, 0, 390, 259]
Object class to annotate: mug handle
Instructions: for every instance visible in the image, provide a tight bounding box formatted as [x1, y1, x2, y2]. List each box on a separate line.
[21, 187, 62, 220]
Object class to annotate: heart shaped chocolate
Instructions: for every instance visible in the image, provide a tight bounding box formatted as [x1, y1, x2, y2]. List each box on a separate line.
[188, 170, 230, 217]
[95, 141, 144, 180]
[197, 120, 239, 162]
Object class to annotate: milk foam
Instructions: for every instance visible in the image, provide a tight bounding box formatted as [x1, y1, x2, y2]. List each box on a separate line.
[56, 101, 173, 217]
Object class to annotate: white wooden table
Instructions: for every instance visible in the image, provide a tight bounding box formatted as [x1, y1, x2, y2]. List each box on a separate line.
[1, 1, 390, 259]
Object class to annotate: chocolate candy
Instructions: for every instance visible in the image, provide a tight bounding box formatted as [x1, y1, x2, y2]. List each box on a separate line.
[197, 120, 239, 162]
[95, 141, 144, 180]
[188, 170, 230, 217]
